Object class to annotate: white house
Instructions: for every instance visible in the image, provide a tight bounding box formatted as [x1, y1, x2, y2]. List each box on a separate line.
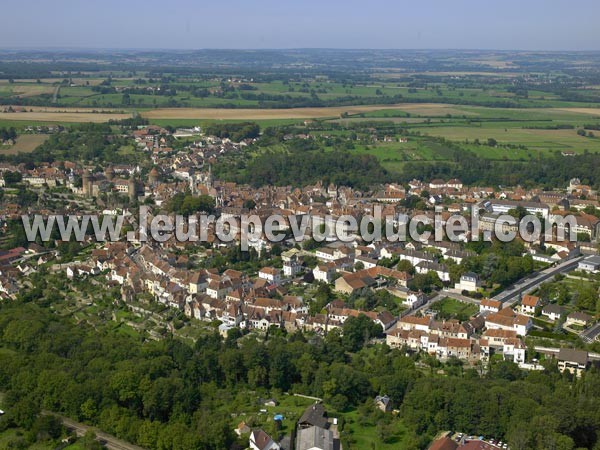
[566, 311, 593, 327]
[315, 247, 336, 262]
[485, 308, 532, 336]
[578, 255, 600, 274]
[249, 429, 280, 450]
[480, 298, 502, 314]
[355, 255, 378, 269]
[402, 291, 427, 310]
[313, 263, 336, 283]
[283, 258, 302, 277]
[398, 249, 434, 267]
[520, 294, 540, 316]
[206, 279, 233, 300]
[188, 272, 208, 294]
[454, 272, 480, 292]
[503, 338, 526, 364]
[542, 304, 564, 322]
[415, 261, 450, 282]
[258, 267, 281, 285]
[484, 199, 550, 219]
[513, 315, 533, 336]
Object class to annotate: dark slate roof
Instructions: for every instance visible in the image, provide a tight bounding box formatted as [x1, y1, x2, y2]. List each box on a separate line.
[558, 348, 589, 366]
[298, 403, 328, 429]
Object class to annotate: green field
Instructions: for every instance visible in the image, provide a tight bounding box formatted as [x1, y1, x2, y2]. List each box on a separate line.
[410, 125, 598, 154]
[6, 69, 600, 111]
[341, 409, 411, 450]
[431, 298, 479, 321]
[149, 118, 304, 128]
[231, 394, 316, 439]
[3, 62, 600, 167]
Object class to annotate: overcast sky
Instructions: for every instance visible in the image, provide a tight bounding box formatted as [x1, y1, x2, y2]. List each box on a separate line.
[1, 0, 599, 51]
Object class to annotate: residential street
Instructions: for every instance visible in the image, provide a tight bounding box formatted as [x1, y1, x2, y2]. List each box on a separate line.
[492, 256, 584, 306]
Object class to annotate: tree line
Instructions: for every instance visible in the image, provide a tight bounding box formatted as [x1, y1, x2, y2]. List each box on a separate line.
[0, 127, 17, 142]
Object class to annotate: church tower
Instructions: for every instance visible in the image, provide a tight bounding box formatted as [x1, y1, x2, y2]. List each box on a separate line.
[206, 164, 214, 189]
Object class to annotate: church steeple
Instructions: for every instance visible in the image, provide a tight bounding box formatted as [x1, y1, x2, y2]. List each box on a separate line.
[189, 174, 196, 195]
[206, 164, 214, 188]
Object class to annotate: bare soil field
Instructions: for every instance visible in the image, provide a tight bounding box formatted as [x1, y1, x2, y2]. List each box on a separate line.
[2, 105, 125, 113]
[141, 103, 467, 120]
[376, 71, 519, 78]
[0, 134, 49, 154]
[0, 106, 130, 123]
[9, 85, 57, 97]
[555, 108, 600, 116]
[0, 112, 130, 123]
[2, 103, 600, 124]
[0, 78, 104, 86]
[0, 104, 456, 123]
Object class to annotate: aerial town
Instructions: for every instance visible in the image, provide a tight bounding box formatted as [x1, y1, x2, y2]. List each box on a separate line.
[1, 114, 600, 449]
[1, 29, 600, 449]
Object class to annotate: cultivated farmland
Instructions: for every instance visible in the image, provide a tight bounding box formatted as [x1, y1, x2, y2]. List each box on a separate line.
[0, 134, 49, 154]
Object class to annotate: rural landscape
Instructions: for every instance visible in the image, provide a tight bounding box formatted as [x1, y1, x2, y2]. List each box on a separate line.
[2, 4, 600, 450]
[3, 49, 600, 174]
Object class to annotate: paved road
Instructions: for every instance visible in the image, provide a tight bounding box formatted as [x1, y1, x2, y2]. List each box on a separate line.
[43, 412, 145, 450]
[293, 393, 323, 402]
[52, 85, 60, 104]
[409, 293, 443, 316]
[405, 256, 583, 319]
[492, 256, 583, 307]
[582, 322, 600, 343]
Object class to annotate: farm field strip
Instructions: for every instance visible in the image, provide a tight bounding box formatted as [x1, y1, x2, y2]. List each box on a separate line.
[0, 134, 50, 154]
[2, 102, 600, 122]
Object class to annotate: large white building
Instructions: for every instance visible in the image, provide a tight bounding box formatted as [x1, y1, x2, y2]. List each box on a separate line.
[454, 272, 480, 292]
[579, 255, 600, 273]
[483, 199, 550, 219]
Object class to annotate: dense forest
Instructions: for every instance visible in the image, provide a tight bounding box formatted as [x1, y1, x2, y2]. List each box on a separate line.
[0, 127, 17, 142]
[214, 137, 391, 189]
[204, 122, 260, 142]
[401, 149, 600, 190]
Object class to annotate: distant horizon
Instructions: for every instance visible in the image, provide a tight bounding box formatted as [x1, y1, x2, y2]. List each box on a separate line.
[2, 47, 600, 53]
[1, 0, 599, 51]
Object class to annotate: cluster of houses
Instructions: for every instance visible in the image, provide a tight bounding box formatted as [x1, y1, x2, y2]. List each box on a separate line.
[519, 294, 594, 328]
[2, 126, 600, 252]
[64, 241, 406, 337]
[386, 306, 528, 365]
[66, 239, 541, 366]
[58, 232, 597, 375]
[0, 247, 28, 299]
[1, 124, 599, 376]
[309, 238, 479, 296]
[1, 122, 600, 450]
[387, 294, 597, 375]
